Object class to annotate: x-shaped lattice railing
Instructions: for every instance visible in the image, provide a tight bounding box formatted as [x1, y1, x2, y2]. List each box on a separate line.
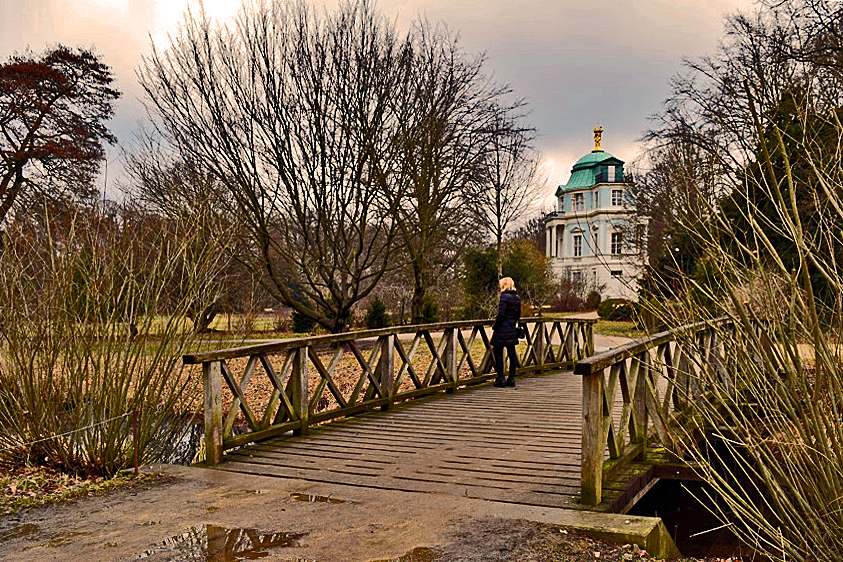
[574, 318, 736, 505]
[184, 318, 596, 465]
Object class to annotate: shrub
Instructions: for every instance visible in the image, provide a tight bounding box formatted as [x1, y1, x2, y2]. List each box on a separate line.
[273, 311, 291, 332]
[364, 296, 390, 329]
[549, 277, 591, 312]
[292, 310, 317, 333]
[585, 290, 601, 310]
[0, 207, 223, 476]
[596, 298, 634, 321]
[420, 294, 439, 323]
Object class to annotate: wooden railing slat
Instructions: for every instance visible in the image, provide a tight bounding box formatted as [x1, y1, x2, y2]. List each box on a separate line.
[220, 360, 260, 432]
[308, 347, 349, 410]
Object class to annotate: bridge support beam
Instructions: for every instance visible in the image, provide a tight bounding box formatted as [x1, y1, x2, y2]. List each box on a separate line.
[581, 368, 603, 505]
[380, 335, 395, 410]
[535, 322, 545, 373]
[204, 361, 224, 466]
[293, 347, 309, 436]
[444, 328, 458, 394]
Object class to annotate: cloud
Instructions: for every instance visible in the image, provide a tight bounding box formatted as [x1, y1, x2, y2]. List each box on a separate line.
[2, 0, 750, 201]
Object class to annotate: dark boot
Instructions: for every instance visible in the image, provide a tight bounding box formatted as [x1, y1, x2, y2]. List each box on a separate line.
[504, 375, 516, 388]
[493, 374, 506, 387]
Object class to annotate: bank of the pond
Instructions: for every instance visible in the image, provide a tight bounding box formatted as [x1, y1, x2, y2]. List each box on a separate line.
[0, 464, 741, 561]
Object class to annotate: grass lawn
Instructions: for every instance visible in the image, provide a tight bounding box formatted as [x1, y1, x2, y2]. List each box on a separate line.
[535, 311, 648, 340]
[593, 320, 648, 339]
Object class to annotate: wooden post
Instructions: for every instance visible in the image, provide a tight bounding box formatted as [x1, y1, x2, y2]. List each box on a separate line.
[380, 335, 395, 410]
[293, 347, 309, 436]
[634, 351, 648, 461]
[581, 368, 603, 506]
[444, 328, 458, 394]
[535, 321, 545, 374]
[203, 361, 224, 466]
[565, 323, 575, 361]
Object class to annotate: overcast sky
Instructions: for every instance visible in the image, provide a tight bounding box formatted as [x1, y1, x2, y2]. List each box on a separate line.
[1, 0, 753, 202]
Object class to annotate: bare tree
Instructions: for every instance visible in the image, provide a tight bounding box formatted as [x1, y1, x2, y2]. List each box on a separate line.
[643, 0, 843, 299]
[648, 2, 843, 184]
[511, 213, 550, 255]
[123, 133, 241, 332]
[139, 0, 403, 333]
[467, 117, 544, 276]
[382, 20, 521, 322]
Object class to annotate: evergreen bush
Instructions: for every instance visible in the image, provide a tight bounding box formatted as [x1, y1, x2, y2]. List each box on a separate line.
[292, 310, 317, 333]
[596, 298, 634, 321]
[585, 290, 602, 310]
[364, 296, 390, 329]
[420, 294, 439, 323]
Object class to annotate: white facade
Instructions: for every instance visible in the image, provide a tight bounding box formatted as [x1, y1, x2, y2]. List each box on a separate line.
[544, 130, 646, 301]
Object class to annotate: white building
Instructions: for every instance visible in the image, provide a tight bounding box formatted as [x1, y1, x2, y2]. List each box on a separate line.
[544, 127, 646, 301]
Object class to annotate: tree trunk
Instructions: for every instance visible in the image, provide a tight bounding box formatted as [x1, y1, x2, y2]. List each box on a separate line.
[0, 170, 24, 227]
[496, 234, 503, 278]
[411, 263, 426, 323]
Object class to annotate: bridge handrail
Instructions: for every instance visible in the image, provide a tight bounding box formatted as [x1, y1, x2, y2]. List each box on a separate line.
[573, 319, 722, 375]
[185, 317, 596, 466]
[184, 318, 593, 364]
[574, 317, 735, 506]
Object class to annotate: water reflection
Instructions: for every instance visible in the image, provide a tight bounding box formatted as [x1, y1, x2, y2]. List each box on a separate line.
[289, 493, 345, 504]
[136, 524, 307, 560]
[0, 524, 38, 544]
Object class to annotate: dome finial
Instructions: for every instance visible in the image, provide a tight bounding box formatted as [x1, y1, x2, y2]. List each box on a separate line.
[592, 124, 603, 153]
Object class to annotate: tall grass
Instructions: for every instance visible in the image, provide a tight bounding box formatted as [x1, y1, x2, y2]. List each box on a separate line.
[644, 94, 843, 560]
[0, 206, 224, 476]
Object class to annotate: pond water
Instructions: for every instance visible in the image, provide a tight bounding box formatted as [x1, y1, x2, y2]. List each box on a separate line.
[628, 479, 760, 559]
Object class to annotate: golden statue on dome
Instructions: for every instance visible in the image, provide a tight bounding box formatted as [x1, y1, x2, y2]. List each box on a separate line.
[592, 124, 603, 152]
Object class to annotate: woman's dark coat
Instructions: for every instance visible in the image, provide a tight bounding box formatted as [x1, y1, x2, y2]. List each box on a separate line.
[491, 289, 521, 346]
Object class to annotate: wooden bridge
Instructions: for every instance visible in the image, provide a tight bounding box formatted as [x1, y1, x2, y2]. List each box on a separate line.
[183, 317, 735, 514]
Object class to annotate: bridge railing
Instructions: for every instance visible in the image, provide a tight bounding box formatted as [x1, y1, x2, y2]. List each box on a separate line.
[574, 318, 739, 506]
[184, 317, 595, 465]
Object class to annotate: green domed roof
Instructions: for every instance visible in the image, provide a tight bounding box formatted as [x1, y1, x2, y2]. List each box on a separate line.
[572, 150, 619, 169]
[555, 128, 626, 195]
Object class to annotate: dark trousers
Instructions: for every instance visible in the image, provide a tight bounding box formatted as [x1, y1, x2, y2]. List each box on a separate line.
[494, 343, 518, 379]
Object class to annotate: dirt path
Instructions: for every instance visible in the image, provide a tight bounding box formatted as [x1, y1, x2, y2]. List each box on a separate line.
[0, 464, 684, 561]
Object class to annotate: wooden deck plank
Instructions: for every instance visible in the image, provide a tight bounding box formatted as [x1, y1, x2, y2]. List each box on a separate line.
[211, 371, 628, 511]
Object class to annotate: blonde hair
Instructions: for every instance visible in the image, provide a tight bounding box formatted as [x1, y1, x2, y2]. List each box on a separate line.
[499, 277, 516, 292]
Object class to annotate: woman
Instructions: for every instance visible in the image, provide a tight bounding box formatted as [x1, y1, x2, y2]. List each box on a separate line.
[490, 277, 521, 388]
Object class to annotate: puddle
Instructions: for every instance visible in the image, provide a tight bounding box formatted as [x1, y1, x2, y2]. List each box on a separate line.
[48, 531, 92, 547]
[290, 493, 345, 504]
[136, 524, 307, 560]
[220, 489, 267, 499]
[0, 524, 38, 544]
[373, 546, 442, 562]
